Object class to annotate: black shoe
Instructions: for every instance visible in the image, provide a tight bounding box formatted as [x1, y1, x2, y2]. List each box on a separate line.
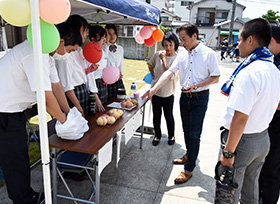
[168, 136, 175, 145]
[63, 171, 86, 181]
[152, 136, 160, 146]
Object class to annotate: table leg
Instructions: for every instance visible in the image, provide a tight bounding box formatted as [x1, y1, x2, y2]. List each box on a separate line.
[140, 105, 146, 149]
[51, 148, 58, 204]
[95, 154, 100, 204]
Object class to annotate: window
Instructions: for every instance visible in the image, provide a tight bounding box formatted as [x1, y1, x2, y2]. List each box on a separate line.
[146, 0, 151, 4]
[181, 1, 193, 6]
[127, 26, 133, 37]
[161, 16, 169, 21]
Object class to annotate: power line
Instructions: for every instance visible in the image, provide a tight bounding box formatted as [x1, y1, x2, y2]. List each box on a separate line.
[238, 0, 280, 6]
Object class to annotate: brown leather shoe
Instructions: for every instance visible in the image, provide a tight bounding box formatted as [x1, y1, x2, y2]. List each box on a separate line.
[174, 170, 193, 184]
[173, 155, 188, 165]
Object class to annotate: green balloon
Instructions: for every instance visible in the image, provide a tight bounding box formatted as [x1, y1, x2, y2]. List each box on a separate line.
[26, 18, 60, 54]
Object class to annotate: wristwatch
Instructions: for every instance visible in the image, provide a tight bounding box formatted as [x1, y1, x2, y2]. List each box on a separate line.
[222, 149, 234, 159]
[194, 83, 198, 90]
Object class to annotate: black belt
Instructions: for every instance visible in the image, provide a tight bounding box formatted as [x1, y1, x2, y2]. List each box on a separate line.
[185, 89, 209, 98]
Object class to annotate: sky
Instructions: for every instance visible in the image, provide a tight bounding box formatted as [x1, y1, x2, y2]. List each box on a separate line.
[237, 0, 280, 19]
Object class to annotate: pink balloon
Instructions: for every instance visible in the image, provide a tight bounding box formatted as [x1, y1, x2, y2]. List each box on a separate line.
[135, 32, 144, 44]
[139, 26, 153, 39]
[39, 0, 71, 24]
[102, 66, 120, 85]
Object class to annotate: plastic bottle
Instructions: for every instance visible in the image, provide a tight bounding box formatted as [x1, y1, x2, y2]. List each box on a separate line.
[88, 93, 96, 116]
[130, 82, 136, 98]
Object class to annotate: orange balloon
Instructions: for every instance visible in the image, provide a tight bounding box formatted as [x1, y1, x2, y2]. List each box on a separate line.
[144, 36, 156, 47]
[39, 0, 71, 24]
[152, 29, 164, 42]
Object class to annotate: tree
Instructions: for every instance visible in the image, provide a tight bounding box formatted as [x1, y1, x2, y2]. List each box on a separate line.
[262, 10, 280, 22]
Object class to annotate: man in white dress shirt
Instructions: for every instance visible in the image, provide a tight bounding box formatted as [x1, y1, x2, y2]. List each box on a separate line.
[143, 23, 220, 184]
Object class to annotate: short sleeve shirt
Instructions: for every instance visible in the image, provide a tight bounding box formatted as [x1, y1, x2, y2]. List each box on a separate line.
[169, 43, 220, 92]
[0, 40, 52, 112]
[221, 60, 280, 133]
[148, 51, 178, 97]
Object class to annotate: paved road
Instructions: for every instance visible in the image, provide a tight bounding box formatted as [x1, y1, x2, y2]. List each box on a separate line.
[1, 54, 278, 204]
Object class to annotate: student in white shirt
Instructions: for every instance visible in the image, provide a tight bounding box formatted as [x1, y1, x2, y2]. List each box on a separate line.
[57, 15, 89, 117]
[87, 25, 108, 112]
[51, 22, 82, 116]
[0, 40, 67, 203]
[219, 18, 280, 203]
[104, 24, 126, 99]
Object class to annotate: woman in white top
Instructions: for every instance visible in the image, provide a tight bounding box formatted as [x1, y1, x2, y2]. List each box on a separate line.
[147, 31, 179, 146]
[87, 25, 108, 111]
[104, 24, 126, 99]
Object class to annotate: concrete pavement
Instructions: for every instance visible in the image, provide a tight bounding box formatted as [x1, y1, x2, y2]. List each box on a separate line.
[0, 56, 276, 204]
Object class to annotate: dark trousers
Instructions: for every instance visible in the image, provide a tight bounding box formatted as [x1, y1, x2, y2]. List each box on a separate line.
[0, 112, 34, 204]
[180, 92, 209, 172]
[259, 110, 280, 204]
[151, 94, 175, 139]
[221, 50, 226, 60]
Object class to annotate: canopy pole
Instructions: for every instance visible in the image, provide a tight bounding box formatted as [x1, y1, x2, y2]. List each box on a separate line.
[1, 18, 8, 53]
[29, 1, 52, 203]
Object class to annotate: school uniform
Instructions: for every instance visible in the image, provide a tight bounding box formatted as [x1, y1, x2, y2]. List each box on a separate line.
[0, 40, 53, 203]
[104, 43, 126, 99]
[89, 49, 108, 104]
[55, 47, 89, 114]
[221, 59, 280, 203]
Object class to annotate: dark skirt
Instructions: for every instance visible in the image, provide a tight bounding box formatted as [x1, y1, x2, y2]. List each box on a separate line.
[95, 78, 108, 104]
[67, 83, 89, 114]
[107, 79, 126, 100]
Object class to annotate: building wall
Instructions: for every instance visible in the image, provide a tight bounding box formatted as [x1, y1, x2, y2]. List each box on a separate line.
[174, 0, 192, 21]
[117, 36, 163, 60]
[189, 0, 244, 24]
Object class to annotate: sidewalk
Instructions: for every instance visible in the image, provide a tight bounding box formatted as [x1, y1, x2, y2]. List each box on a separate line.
[0, 57, 272, 204]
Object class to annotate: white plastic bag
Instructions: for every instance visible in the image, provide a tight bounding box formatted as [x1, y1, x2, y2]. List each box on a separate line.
[55, 107, 89, 140]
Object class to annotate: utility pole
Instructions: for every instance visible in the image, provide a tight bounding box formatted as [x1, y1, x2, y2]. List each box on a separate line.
[228, 0, 236, 52]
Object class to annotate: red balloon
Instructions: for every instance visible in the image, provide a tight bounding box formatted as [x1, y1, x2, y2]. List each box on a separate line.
[144, 36, 156, 47]
[83, 42, 102, 63]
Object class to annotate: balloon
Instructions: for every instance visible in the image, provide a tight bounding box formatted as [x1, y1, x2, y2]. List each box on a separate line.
[83, 42, 103, 64]
[135, 32, 144, 44]
[102, 66, 120, 85]
[143, 72, 153, 84]
[26, 19, 60, 54]
[39, 0, 71, 24]
[0, 0, 31, 26]
[152, 29, 164, 42]
[144, 36, 156, 47]
[139, 26, 153, 40]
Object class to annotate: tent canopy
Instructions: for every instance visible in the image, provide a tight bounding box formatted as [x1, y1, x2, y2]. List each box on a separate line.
[70, 0, 160, 25]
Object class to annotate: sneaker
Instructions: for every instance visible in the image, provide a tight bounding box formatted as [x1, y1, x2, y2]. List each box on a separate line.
[152, 136, 160, 146]
[168, 136, 175, 145]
